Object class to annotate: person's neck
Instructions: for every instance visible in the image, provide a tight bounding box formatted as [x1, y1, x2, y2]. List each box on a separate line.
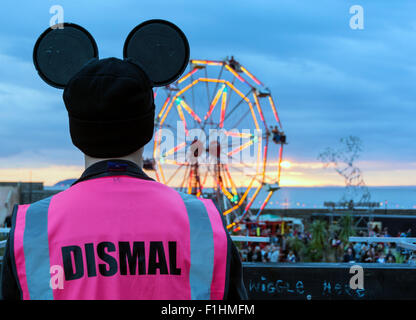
[84, 149, 144, 169]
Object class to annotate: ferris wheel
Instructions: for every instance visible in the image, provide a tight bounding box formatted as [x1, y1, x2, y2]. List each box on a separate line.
[151, 57, 286, 231]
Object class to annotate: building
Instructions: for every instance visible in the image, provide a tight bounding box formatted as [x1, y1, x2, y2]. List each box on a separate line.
[0, 182, 62, 226]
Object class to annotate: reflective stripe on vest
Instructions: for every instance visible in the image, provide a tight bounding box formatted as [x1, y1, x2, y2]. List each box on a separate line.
[179, 193, 214, 300]
[12, 177, 228, 300]
[14, 197, 54, 300]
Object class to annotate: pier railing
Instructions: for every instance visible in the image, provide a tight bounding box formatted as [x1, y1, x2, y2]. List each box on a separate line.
[349, 236, 416, 251]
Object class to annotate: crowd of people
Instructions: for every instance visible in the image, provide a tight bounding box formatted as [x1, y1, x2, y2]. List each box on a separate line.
[239, 244, 297, 263]
[237, 222, 415, 264]
[341, 227, 415, 264]
[238, 226, 305, 263]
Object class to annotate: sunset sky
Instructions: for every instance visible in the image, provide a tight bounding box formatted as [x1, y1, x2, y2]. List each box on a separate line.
[0, 0, 415, 187]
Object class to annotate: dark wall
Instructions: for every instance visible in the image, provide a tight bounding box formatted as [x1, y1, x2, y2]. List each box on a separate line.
[0, 182, 62, 205]
[243, 262, 416, 300]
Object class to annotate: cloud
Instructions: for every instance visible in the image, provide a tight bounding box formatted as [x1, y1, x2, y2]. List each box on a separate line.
[0, 54, 72, 158]
[0, 0, 415, 185]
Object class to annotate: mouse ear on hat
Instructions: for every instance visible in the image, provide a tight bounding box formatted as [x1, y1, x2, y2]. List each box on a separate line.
[123, 19, 190, 87]
[33, 23, 99, 89]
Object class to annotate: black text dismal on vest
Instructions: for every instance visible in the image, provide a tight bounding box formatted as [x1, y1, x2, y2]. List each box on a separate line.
[61, 241, 182, 280]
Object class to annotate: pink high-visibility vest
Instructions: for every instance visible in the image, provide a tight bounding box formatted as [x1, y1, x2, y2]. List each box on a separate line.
[11, 176, 228, 300]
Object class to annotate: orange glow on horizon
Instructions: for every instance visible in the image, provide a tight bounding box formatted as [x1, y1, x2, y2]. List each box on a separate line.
[280, 160, 291, 169]
[0, 160, 415, 188]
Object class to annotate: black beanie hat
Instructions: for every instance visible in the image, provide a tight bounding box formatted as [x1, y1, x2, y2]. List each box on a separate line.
[63, 57, 155, 158]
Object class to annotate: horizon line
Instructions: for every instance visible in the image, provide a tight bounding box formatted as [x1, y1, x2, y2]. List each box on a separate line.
[1, 180, 412, 189]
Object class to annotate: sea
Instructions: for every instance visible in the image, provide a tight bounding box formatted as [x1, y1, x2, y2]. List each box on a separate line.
[242, 186, 416, 210]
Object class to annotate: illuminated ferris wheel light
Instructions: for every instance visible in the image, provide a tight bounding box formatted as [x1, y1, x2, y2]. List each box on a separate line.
[152, 57, 287, 230]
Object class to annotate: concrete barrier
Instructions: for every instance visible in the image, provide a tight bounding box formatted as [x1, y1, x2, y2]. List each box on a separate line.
[243, 262, 416, 300]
